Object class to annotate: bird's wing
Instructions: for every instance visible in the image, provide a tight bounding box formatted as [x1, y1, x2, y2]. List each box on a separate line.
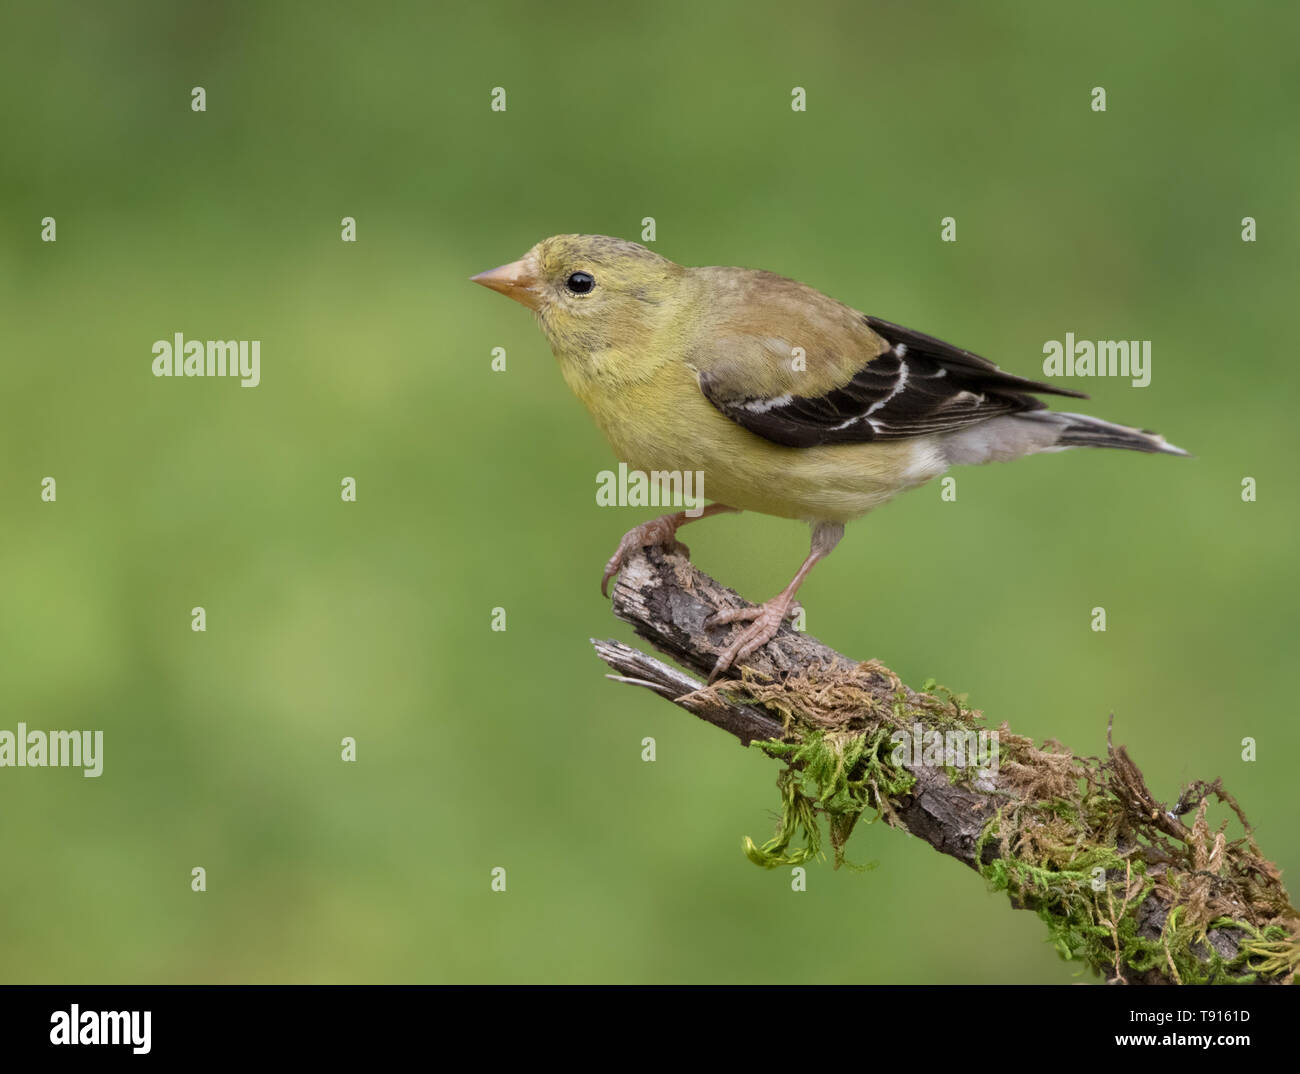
[692, 280, 1087, 448]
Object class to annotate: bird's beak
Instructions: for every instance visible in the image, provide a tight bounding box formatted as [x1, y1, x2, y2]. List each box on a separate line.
[470, 256, 540, 310]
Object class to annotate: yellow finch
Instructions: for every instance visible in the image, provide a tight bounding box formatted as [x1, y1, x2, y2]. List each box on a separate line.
[472, 235, 1187, 681]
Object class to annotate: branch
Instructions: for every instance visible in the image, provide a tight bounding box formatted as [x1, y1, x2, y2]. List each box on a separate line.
[592, 546, 1299, 985]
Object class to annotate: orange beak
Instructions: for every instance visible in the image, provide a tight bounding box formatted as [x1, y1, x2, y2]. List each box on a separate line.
[470, 256, 540, 310]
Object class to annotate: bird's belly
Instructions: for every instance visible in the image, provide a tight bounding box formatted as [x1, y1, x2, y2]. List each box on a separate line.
[591, 382, 949, 523]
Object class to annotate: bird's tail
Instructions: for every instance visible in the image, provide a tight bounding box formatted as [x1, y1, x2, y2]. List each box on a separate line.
[1027, 410, 1190, 456]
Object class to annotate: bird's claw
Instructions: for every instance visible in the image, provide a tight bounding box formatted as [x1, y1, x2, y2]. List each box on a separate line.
[705, 597, 796, 682]
[601, 517, 690, 598]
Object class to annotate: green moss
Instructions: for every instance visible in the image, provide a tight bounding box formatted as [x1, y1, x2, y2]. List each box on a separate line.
[743, 724, 914, 870]
[974, 793, 1296, 983]
[708, 662, 1299, 984]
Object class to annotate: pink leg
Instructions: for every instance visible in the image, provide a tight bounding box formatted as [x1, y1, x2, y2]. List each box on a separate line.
[602, 503, 740, 597]
[705, 521, 844, 682]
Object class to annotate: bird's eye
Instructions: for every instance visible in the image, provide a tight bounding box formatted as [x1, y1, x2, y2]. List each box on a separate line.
[565, 271, 595, 295]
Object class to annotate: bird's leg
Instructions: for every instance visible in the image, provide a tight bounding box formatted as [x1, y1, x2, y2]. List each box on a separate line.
[705, 521, 844, 683]
[602, 502, 740, 597]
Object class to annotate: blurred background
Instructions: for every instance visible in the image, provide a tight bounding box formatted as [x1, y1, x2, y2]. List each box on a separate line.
[1, 0, 1296, 983]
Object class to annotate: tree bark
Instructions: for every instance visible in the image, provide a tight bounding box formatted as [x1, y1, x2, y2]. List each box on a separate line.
[591, 546, 1299, 985]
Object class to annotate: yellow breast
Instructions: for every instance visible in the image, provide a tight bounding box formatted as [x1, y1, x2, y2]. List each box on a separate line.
[564, 358, 947, 523]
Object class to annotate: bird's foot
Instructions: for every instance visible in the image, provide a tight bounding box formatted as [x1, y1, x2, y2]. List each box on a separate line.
[704, 595, 798, 683]
[601, 515, 691, 597]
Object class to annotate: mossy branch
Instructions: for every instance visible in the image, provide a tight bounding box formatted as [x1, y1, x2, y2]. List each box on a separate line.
[591, 546, 1299, 985]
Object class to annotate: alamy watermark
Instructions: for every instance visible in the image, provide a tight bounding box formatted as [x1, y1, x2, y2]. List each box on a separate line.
[890, 723, 999, 778]
[0, 723, 103, 777]
[50, 1005, 150, 1054]
[152, 333, 260, 387]
[596, 463, 705, 516]
[1042, 334, 1151, 387]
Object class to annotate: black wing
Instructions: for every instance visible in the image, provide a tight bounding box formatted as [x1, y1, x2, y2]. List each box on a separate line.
[700, 316, 1088, 449]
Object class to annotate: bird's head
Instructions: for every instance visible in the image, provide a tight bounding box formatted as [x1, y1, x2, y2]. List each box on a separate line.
[472, 234, 686, 362]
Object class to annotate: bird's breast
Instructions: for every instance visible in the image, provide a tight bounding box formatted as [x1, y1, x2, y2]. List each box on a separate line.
[569, 360, 948, 523]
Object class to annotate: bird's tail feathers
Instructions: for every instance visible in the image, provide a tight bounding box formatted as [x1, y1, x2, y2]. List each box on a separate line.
[1030, 410, 1189, 457]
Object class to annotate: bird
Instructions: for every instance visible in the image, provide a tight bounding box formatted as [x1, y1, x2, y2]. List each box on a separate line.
[471, 234, 1187, 682]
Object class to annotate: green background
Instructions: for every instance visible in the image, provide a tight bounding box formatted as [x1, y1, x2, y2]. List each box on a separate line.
[1, 0, 1295, 983]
